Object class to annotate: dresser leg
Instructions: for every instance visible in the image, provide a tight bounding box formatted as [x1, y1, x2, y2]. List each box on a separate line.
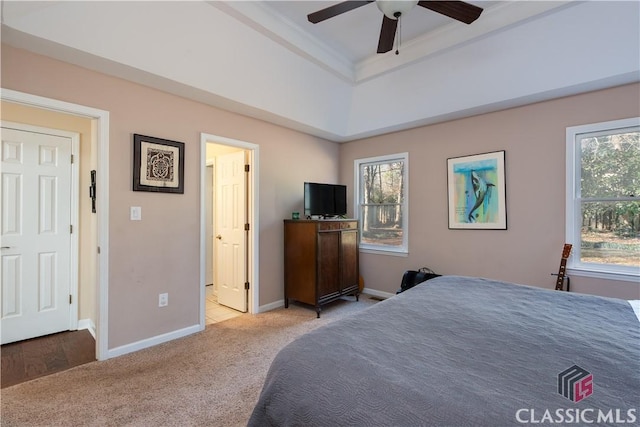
[316, 306, 321, 318]
[285, 298, 289, 309]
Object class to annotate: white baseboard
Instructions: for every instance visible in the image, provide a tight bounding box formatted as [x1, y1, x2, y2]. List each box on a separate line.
[77, 318, 96, 339]
[107, 324, 201, 359]
[102, 290, 392, 359]
[362, 287, 395, 300]
[259, 299, 285, 313]
[258, 291, 394, 313]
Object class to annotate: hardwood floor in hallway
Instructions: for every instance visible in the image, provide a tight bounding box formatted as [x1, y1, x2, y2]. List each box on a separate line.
[1, 329, 96, 389]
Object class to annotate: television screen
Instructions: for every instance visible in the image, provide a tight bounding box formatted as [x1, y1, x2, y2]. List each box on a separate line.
[304, 182, 347, 218]
[333, 185, 347, 215]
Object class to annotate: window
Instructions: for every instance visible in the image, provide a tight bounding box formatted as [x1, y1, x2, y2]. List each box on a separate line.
[566, 117, 640, 279]
[354, 153, 408, 254]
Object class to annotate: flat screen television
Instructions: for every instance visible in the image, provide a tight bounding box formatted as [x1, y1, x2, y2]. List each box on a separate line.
[304, 182, 347, 218]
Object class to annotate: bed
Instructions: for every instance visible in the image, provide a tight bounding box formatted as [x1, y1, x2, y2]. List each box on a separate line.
[248, 276, 639, 426]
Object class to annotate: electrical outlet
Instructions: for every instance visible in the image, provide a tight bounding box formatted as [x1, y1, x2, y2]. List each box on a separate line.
[158, 293, 168, 307]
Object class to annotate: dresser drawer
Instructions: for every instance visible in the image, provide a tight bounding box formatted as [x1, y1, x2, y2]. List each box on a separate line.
[318, 221, 358, 231]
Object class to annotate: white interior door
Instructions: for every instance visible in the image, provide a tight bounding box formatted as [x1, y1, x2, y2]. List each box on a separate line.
[215, 150, 247, 312]
[1, 126, 75, 344]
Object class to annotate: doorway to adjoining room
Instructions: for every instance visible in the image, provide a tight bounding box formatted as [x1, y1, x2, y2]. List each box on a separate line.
[203, 142, 252, 325]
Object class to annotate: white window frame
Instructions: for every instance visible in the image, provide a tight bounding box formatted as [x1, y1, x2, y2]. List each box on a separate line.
[565, 117, 640, 281]
[354, 152, 409, 256]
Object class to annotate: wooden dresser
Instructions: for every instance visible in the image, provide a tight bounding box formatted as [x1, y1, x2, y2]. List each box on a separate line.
[283, 219, 359, 317]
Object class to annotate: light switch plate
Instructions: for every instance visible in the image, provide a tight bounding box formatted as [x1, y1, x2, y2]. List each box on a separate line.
[130, 206, 142, 221]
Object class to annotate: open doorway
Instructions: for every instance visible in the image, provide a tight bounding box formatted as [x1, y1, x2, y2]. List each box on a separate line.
[204, 146, 245, 324]
[1, 89, 110, 361]
[200, 134, 259, 328]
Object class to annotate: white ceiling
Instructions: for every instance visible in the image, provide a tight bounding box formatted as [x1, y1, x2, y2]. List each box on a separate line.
[214, 1, 566, 82]
[272, 0, 449, 61]
[1, 1, 639, 142]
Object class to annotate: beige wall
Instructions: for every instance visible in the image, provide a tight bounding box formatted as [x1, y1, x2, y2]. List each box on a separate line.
[3, 42, 637, 353]
[1, 44, 340, 349]
[340, 83, 640, 299]
[1, 102, 97, 322]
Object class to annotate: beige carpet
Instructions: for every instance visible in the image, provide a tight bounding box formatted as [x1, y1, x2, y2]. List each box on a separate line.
[1, 296, 378, 426]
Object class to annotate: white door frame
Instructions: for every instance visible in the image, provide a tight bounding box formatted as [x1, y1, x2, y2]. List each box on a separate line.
[1, 88, 110, 360]
[205, 162, 214, 288]
[1, 121, 80, 340]
[200, 133, 259, 328]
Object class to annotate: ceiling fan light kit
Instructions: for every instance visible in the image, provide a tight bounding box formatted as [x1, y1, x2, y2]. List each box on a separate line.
[307, 0, 484, 55]
[376, 0, 418, 20]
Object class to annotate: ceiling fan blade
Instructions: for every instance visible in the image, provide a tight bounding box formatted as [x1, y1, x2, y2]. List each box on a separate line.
[377, 15, 398, 54]
[418, 1, 483, 24]
[308, 1, 373, 24]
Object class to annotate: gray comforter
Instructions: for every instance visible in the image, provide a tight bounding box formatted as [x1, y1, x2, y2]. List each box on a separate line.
[248, 276, 639, 426]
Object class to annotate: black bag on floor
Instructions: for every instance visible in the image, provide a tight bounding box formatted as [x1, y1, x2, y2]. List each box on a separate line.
[397, 267, 440, 294]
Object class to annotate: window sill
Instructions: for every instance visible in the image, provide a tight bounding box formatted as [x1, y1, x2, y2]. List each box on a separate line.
[359, 247, 408, 257]
[566, 267, 639, 283]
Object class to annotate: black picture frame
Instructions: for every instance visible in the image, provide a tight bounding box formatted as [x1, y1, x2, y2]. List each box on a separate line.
[133, 134, 185, 194]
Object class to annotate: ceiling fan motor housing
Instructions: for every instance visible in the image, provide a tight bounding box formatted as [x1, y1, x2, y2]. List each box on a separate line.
[376, 0, 419, 20]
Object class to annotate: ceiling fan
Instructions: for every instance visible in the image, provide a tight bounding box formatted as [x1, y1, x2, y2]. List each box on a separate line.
[307, 0, 483, 54]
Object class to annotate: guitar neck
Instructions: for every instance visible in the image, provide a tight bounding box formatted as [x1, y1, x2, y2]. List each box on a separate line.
[555, 259, 568, 290]
[554, 244, 573, 291]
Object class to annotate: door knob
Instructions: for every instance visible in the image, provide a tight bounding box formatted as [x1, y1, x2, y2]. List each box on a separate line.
[216, 235, 222, 240]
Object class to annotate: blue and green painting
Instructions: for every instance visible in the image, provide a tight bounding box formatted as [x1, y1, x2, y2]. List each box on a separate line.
[452, 158, 499, 223]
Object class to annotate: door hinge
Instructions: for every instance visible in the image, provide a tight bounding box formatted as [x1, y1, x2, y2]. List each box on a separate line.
[71, 154, 74, 164]
[69, 295, 72, 304]
[244, 282, 250, 290]
[245, 223, 250, 231]
[244, 164, 250, 172]
[70, 224, 73, 234]
[97, 246, 101, 254]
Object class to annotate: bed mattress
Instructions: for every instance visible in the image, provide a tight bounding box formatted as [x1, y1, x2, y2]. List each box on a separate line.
[248, 276, 640, 426]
